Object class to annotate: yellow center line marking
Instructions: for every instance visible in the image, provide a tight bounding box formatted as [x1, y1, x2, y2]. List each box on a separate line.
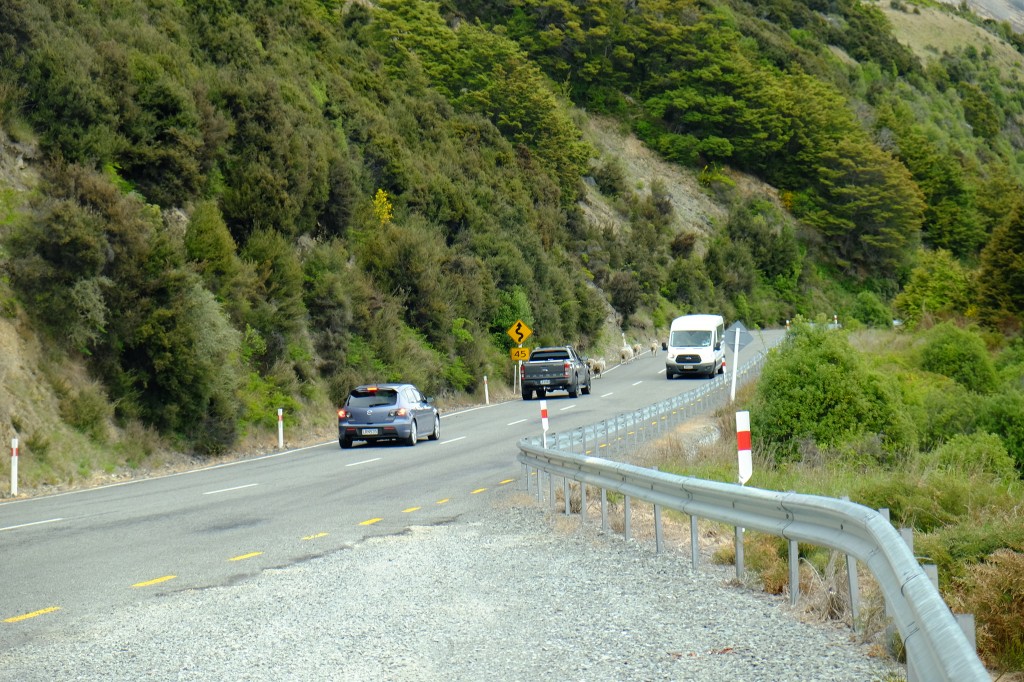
[5, 606, 60, 623]
[360, 518, 382, 526]
[133, 575, 176, 588]
[228, 552, 263, 562]
[499, 479, 514, 485]
[599, 443, 608, 448]
[302, 532, 328, 541]
[471, 488, 486, 495]
[436, 498, 450, 504]
[402, 507, 421, 513]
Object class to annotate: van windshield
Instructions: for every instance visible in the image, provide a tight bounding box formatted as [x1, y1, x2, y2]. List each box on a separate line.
[670, 330, 712, 347]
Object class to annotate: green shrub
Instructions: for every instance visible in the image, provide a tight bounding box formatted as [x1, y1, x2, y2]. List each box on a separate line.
[850, 291, 892, 328]
[902, 375, 981, 453]
[751, 322, 915, 460]
[977, 390, 1024, 475]
[918, 322, 997, 394]
[60, 383, 111, 443]
[927, 432, 1017, 482]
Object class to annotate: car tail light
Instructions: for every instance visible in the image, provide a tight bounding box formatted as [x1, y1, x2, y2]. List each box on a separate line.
[563, 360, 571, 377]
[393, 407, 409, 417]
[520, 363, 525, 381]
[337, 408, 348, 419]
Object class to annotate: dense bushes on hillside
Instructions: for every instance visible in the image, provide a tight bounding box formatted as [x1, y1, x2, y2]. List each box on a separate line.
[2, 0, 1024, 461]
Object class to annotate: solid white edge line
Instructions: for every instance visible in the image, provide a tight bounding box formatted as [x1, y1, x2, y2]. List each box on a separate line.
[0, 518, 64, 532]
[346, 457, 382, 467]
[203, 483, 259, 495]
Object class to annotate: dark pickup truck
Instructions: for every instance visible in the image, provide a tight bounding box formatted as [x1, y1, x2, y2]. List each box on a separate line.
[520, 346, 592, 400]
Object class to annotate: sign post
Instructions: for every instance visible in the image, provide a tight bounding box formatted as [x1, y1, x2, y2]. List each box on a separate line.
[725, 321, 754, 403]
[11, 438, 18, 497]
[507, 320, 533, 394]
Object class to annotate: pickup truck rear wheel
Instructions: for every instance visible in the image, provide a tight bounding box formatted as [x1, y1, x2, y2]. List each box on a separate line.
[581, 378, 591, 395]
[522, 388, 533, 400]
[568, 383, 578, 398]
[536, 389, 546, 399]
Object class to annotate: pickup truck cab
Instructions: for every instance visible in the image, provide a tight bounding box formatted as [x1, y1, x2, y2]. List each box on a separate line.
[520, 346, 592, 400]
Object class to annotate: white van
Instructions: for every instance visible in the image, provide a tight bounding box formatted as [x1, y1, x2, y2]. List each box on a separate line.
[665, 314, 725, 379]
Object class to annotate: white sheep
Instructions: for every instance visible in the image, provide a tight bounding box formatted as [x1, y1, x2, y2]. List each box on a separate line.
[619, 344, 634, 364]
[588, 357, 606, 378]
[650, 340, 659, 355]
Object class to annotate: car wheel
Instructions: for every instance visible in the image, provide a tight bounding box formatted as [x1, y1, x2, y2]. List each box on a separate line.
[340, 437, 352, 449]
[522, 388, 533, 400]
[568, 380, 578, 398]
[428, 414, 441, 441]
[405, 420, 418, 447]
[582, 379, 591, 395]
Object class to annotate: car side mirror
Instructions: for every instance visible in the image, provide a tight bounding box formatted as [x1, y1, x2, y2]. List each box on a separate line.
[714, 342, 721, 351]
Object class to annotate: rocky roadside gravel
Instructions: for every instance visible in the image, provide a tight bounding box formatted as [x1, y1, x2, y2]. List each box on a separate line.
[2, 489, 902, 682]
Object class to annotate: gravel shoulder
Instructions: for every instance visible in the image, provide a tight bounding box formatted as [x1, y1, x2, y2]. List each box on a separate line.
[2, 490, 902, 682]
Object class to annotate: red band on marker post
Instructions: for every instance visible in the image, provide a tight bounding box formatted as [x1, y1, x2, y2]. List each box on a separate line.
[736, 411, 752, 485]
[540, 401, 549, 432]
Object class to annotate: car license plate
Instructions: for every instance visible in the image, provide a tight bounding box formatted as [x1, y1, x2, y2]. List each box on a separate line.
[541, 379, 550, 385]
[683, 365, 693, 370]
[362, 428, 379, 436]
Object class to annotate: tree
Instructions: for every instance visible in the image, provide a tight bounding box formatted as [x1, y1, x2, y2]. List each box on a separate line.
[977, 203, 1024, 333]
[893, 249, 974, 329]
[796, 137, 925, 282]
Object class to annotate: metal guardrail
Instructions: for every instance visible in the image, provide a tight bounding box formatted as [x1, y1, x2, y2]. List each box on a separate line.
[516, 356, 989, 682]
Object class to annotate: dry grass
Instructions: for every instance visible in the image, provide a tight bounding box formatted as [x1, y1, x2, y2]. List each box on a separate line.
[873, 0, 1024, 79]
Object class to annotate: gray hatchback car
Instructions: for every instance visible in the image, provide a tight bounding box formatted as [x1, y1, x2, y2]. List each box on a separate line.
[337, 383, 441, 448]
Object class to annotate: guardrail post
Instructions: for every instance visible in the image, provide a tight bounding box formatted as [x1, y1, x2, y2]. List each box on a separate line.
[549, 474, 556, 511]
[580, 482, 588, 523]
[735, 526, 745, 580]
[956, 614, 977, 652]
[563, 478, 570, 515]
[536, 467, 543, 503]
[900, 526, 921, 682]
[847, 552, 861, 631]
[654, 503, 663, 554]
[789, 540, 799, 606]
[522, 463, 529, 492]
[601, 489, 608, 533]
[690, 516, 699, 570]
[842, 496, 861, 630]
[624, 495, 632, 540]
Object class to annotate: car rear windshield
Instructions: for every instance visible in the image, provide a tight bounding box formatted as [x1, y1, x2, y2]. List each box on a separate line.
[347, 389, 399, 407]
[531, 350, 569, 361]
